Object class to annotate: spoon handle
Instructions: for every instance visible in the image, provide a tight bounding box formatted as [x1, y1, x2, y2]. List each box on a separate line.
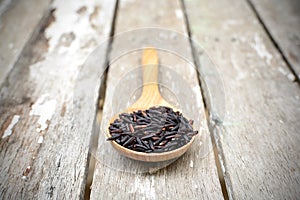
[142, 47, 159, 94]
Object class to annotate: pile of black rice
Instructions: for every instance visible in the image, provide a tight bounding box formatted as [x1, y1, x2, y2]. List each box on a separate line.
[107, 106, 198, 153]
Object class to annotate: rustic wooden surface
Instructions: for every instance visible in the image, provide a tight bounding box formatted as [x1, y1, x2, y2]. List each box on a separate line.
[184, 0, 300, 199]
[90, 0, 223, 199]
[1, 0, 300, 199]
[0, 0, 51, 86]
[249, 0, 300, 82]
[0, 0, 116, 199]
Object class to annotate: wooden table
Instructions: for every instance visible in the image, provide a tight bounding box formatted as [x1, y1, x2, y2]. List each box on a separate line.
[0, 0, 299, 199]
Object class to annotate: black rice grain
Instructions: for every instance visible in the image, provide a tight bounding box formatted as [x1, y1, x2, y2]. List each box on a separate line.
[107, 106, 198, 153]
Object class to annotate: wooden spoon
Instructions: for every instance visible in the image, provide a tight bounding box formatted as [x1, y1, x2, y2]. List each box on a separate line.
[107, 47, 196, 162]
[127, 47, 173, 112]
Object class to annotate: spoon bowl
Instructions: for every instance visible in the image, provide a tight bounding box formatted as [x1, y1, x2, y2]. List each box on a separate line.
[107, 129, 195, 162]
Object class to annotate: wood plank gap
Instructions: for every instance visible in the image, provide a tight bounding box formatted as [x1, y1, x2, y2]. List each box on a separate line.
[210, 126, 232, 200]
[181, 0, 230, 199]
[84, 1, 120, 199]
[179, 0, 207, 110]
[0, 0, 53, 88]
[245, 0, 300, 85]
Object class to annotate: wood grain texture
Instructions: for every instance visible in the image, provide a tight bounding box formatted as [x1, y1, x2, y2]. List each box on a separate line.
[0, 0, 116, 199]
[0, 0, 51, 86]
[184, 0, 300, 199]
[90, 0, 223, 199]
[249, 0, 300, 81]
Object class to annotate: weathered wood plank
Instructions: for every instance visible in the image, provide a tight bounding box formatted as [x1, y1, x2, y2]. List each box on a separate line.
[0, 0, 51, 86]
[184, 0, 300, 199]
[91, 0, 223, 199]
[0, 0, 116, 199]
[249, 0, 300, 81]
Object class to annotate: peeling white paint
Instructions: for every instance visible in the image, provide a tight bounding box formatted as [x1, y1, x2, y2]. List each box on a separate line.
[46, 0, 110, 54]
[192, 85, 202, 108]
[250, 34, 272, 66]
[30, 94, 56, 132]
[190, 160, 194, 168]
[2, 115, 20, 138]
[287, 73, 295, 82]
[38, 136, 44, 144]
[26, 0, 114, 105]
[175, 9, 183, 19]
[278, 66, 287, 75]
[278, 67, 295, 81]
[231, 53, 247, 81]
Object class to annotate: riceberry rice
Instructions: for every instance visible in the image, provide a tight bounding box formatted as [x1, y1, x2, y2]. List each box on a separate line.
[107, 106, 198, 153]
